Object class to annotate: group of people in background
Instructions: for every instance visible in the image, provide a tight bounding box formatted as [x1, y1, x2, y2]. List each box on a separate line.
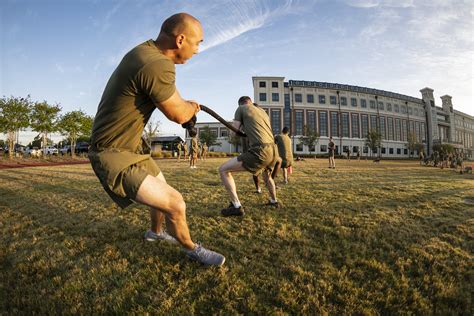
[421, 149, 469, 174]
[176, 139, 208, 168]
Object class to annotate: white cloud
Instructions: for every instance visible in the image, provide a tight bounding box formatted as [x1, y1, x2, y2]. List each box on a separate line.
[344, 0, 414, 8]
[339, 0, 473, 114]
[54, 63, 83, 74]
[359, 8, 401, 40]
[200, 0, 298, 52]
[55, 63, 65, 73]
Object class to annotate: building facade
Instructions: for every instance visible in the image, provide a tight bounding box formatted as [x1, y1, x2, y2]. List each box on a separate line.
[187, 76, 474, 159]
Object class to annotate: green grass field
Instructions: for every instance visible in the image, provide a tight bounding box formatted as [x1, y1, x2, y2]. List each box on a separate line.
[1, 158, 473, 314]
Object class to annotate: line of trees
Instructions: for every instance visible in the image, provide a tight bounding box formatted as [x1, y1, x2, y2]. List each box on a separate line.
[0, 95, 94, 159]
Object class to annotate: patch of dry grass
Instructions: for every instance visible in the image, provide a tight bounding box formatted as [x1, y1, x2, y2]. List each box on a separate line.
[1, 158, 473, 314]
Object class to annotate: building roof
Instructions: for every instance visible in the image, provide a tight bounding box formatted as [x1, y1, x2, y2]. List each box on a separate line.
[285, 80, 422, 104]
[150, 136, 183, 143]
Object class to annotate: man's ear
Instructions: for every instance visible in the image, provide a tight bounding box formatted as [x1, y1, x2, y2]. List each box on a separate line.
[176, 34, 185, 48]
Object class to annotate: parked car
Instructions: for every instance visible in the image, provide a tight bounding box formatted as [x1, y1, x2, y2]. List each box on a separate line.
[75, 142, 90, 153]
[5, 144, 25, 154]
[45, 146, 59, 155]
[24, 146, 42, 158]
[60, 145, 71, 155]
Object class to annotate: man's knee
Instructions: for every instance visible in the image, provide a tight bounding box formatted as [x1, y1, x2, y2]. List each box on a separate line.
[167, 192, 186, 220]
[219, 162, 233, 175]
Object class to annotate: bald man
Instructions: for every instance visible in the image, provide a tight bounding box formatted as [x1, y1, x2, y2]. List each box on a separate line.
[89, 13, 225, 266]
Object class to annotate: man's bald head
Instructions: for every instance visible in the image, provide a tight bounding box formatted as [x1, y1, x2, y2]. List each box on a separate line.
[160, 13, 200, 37]
[156, 13, 203, 64]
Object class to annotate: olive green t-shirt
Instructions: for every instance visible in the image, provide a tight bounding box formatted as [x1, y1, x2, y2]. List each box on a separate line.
[91, 39, 176, 151]
[275, 134, 293, 163]
[234, 104, 274, 147]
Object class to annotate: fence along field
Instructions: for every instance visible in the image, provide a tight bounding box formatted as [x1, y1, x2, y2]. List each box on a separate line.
[0, 158, 472, 314]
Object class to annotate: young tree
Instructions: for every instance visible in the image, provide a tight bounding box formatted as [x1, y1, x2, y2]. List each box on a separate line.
[199, 125, 221, 148]
[57, 110, 94, 157]
[142, 119, 160, 147]
[299, 125, 320, 158]
[28, 134, 50, 148]
[30, 101, 62, 155]
[365, 129, 382, 158]
[227, 133, 241, 153]
[0, 95, 32, 159]
[406, 131, 418, 158]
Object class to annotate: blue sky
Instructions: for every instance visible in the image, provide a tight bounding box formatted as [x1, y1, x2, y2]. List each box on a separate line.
[1, 0, 473, 139]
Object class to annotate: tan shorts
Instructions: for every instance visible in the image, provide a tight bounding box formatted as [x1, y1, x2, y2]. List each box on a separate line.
[89, 150, 160, 209]
[281, 159, 292, 169]
[238, 144, 278, 176]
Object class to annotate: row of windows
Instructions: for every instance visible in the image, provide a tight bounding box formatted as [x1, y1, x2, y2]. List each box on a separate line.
[296, 144, 416, 156]
[196, 127, 228, 138]
[455, 118, 474, 130]
[455, 131, 473, 147]
[259, 81, 279, 88]
[263, 108, 426, 142]
[258, 92, 424, 116]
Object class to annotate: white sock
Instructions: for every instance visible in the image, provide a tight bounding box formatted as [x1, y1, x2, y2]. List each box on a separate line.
[232, 201, 241, 208]
[270, 199, 277, 204]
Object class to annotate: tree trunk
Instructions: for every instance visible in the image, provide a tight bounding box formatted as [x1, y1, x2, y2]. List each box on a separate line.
[71, 139, 76, 157]
[43, 133, 47, 156]
[8, 138, 14, 159]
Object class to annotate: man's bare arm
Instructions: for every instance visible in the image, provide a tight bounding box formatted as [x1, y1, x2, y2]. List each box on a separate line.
[230, 120, 242, 137]
[157, 89, 199, 124]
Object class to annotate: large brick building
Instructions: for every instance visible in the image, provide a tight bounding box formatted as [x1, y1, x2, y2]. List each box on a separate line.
[187, 76, 473, 159]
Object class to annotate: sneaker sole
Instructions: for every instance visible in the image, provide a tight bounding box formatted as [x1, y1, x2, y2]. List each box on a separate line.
[144, 236, 178, 243]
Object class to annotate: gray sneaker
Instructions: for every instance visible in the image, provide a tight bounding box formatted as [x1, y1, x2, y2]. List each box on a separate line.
[144, 229, 178, 244]
[186, 244, 226, 266]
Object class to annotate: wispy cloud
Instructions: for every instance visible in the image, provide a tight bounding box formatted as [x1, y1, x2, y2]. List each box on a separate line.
[359, 8, 401, 40]
[54, 63, 83, 74]
[92, 1, 124, 34]
[344, 0, 414, 8]
[342, 0, 473, 110]
[200, 0, 298, 52]
[55, 63, 65, 73]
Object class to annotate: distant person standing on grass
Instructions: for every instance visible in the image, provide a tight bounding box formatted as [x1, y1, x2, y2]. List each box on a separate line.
[218, 96, 281, 216]
[328, 137, 336, 169]
[274, 126, 293, 184]
[201, 142, 208, 160]
[88, 13, 224, 266]
[189, 136, 198, 168]
[182, 140, 188, 161]
[176, 141, 182, 161]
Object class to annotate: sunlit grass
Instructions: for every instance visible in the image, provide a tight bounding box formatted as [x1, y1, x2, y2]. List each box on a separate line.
[1, 158, 473, 314]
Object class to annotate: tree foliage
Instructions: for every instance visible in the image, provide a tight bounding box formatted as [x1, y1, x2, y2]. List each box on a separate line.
[432, 144, 455, 155]
[57, 110, 94, 157]
[406, 131, 420, 158]
[0, 95, 32, 158]
[142, 119, 160, 146]
[30, 101, 62, 154]
[199, 126, 221, 148]
[365, 129, 382, 157]
[28, 134, 52, 148]
[299, 125, 320, 157]
[227, 133, 242, 153]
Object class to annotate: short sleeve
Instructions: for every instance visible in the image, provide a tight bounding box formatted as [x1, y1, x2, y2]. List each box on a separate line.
[137, 58, 176, 104]
[234, 106, 243, 122]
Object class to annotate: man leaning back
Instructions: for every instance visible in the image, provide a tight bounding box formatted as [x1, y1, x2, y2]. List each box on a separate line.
[89, 13, 225, 266]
